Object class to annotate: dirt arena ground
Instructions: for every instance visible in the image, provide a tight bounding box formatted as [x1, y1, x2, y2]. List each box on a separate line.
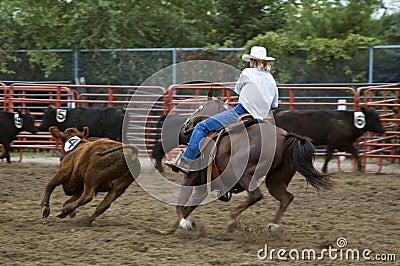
[0, 156, 398, 265]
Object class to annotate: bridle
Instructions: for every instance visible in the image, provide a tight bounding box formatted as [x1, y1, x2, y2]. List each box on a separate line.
[180, 98, 230, 135]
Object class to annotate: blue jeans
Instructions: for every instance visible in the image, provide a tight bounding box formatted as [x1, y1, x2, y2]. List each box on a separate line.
[182, 104, 248, 161]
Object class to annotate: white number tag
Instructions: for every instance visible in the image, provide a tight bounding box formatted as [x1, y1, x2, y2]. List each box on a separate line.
[56, 109, 67, 123]
[14, 114, 23, 129]
[64, 136, 81, 152]
[354, 112, 366, 129]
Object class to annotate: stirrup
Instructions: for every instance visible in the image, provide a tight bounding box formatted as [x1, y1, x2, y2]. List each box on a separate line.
[165, 154, 191, 174]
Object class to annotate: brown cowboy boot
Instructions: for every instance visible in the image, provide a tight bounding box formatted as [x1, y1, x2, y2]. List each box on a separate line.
[165, 153, 191, 174]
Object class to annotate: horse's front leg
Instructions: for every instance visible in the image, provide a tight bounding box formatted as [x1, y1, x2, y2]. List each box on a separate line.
[163, 203, 204, 234]
[164, 172, 206, 234]
[178, 183, 209, 231]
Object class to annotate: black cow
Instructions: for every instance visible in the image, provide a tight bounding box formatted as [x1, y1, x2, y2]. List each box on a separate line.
[151, 114, 190, 172]
[274, 106, 385, 173]
[0, 110, 38, 163]
[39, 106, 124, 141]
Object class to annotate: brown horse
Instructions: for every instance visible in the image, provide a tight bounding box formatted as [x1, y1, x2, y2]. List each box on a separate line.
[165, 90, 333, 234]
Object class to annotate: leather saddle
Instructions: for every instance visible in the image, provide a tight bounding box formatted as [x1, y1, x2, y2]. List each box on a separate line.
[198, 115, 264, 202]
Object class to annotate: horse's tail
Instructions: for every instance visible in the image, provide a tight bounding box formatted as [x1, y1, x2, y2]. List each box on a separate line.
[284, 133, 333, 190]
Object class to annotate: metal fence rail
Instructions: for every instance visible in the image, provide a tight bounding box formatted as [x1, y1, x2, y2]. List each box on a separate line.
[357, 84, 400, 172]
[1, 82, 399, 173]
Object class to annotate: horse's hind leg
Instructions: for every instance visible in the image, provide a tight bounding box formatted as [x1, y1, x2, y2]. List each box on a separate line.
[265, 165, 295, 227]
[227, 176, 263, 232]
[230, 176, 264, 219]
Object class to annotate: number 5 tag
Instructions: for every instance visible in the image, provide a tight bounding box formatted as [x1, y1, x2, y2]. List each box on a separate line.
[14, 114, 23, 129]
[56, 109, 67, 123]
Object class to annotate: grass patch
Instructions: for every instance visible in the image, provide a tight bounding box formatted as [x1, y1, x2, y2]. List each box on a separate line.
[9, 149, 60, 158]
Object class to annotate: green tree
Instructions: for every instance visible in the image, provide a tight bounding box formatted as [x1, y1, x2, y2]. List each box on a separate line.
[0, 0, 398, 83]
[211, 0, 290, 47]
[243, 0, 392, 83]
[0, 0, 216, 79]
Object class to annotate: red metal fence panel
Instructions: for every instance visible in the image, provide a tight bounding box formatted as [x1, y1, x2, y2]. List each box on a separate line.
[1, 82, 399, 173]
[0, 83, 7, 111]
[357, 84, 400, 173]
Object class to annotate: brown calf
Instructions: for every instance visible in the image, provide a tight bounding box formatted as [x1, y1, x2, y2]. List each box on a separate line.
[41, 126, 141, 225]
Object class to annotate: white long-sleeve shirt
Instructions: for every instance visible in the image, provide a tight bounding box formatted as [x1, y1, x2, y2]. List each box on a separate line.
[234, 67, 278, 120]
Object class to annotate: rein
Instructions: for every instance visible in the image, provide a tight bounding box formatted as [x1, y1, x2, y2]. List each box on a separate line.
[181, 99, 229, 134]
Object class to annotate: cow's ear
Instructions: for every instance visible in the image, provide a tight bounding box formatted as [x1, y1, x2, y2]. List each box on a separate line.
[360, 106, 366, 113]
[83, 127, 89, 138]
[49, 126, 63, 139]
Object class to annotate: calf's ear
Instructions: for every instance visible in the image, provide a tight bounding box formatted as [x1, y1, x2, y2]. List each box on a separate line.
[83, 127, 89, 138]
[49, 126, 63, 139]
[360, 106, 366, 113]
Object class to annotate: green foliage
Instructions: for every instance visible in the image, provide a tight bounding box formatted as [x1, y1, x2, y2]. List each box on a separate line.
[0, 0, 398, 83]
[27, 51, 63, 78]
[211, 0, 290, 47]
[241, 0, 395, 83]
[305, 34, 381, 66]
[380, 13, 400, 44]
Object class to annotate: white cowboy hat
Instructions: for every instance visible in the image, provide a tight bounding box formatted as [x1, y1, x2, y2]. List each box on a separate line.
[242, 46, 275, 61]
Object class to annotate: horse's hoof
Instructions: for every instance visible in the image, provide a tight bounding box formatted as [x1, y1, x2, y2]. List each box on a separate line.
[158, 228, 176, 235]
[69, 210, 77, 218]
[179, 218, 196, 231]
[267, 223, 281, 234]
[227, 220, 237, 233]
[80, 217, 94, 227]
[57, 209, 69, 219]
[41, 206, 50, 218]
